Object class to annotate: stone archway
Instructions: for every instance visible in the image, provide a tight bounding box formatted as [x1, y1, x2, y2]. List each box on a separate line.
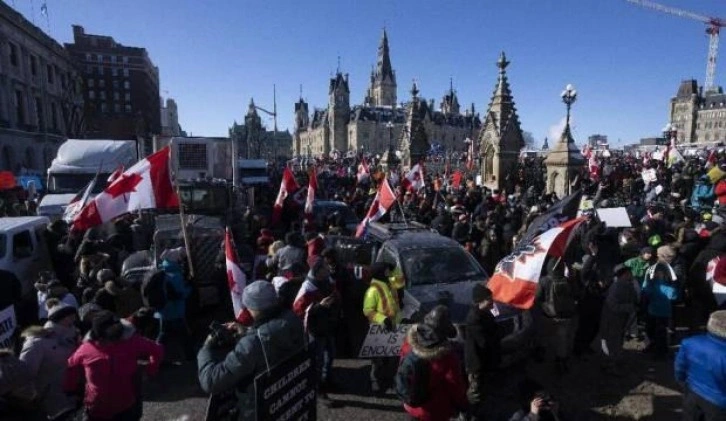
[549, 170, 559, 194]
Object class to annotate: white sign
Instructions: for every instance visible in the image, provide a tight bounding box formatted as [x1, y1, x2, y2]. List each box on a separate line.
[0, 305, 16, 348]
[597, 207, 632, 228]
[358, 324, 410, 358]
[642, 168, 657, 184]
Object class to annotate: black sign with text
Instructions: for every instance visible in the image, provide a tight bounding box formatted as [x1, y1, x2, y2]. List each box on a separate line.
[254, 347, 317, 421]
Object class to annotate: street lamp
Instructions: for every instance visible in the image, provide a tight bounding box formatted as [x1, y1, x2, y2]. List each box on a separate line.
[386, 121, 394, 154]
[560, 84, 577, 127]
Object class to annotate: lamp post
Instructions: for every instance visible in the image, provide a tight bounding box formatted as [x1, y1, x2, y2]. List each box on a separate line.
[386, 121, 394, 155]
[662, 123, 677, 145]
[560, 84, 577, 129]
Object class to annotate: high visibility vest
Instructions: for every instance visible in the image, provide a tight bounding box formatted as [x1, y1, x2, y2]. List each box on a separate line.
[363, 279, 401, 325]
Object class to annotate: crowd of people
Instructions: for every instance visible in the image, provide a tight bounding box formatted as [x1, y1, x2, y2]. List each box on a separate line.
[1, 149, 726, 420]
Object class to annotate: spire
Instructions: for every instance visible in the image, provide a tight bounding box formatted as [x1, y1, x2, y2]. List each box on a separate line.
[247, 98, 258, 116]
[376, 28, 394, 82]
[486, 51, 519, 136]
[411, 80, 419, 99]
[542, 137, 549, 150]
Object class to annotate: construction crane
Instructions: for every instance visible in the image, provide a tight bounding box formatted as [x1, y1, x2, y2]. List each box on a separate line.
[626, 0, 726, 92]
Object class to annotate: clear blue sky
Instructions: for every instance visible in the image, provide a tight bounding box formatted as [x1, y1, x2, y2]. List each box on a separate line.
[12, 0, 726, 146]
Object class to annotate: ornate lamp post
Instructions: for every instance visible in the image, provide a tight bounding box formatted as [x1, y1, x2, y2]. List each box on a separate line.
[561, 84, 577, 128]
[386, 121, 394, 154]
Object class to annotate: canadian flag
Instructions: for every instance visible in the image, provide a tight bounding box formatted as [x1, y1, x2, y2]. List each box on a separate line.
[401, 164, 425, 192]
[63, 173, 99, 224]
[357, 157, 370, 183]
[706, 150, 718, 169]
[73, 147, 178, 230]
[271, 167, 300, 226]
[305, 167, 317, 215]
[107, 165, 125, 184]
[355, 179, 397, 238]
[225, 227, 247, 318]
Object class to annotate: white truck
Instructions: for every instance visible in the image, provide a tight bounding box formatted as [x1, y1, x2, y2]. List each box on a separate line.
[38, 139, 138, 219]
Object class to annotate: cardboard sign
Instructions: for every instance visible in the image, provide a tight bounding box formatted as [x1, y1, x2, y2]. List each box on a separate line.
[0, 305, 16, 349]
[358, 323, 411, 358]
[254, 347, 316, 421]
[596, 207, 632, 228]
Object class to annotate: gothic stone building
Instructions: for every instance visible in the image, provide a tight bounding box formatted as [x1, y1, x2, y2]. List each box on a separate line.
[670, 80, 726, 144]
[292, 29, 480, 159]
[229, 98, 292, 160]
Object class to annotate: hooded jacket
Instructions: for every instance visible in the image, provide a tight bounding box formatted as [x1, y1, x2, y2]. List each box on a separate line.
[159, 259, 191, 321]
[675, 333, 726, 408]
[64, 322, 163, 419]
[400, 326, 468, 421]
[19, 323, 78, 418]
[197, 309, 305, 421]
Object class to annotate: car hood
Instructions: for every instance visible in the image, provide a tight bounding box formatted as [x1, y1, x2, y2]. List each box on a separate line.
[404, 277, 485, 323]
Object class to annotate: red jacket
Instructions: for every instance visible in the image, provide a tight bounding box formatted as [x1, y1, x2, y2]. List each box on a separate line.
[716, 179, 726, 205]
[400, 327, 468, 421]
[64, 332, 164, 419]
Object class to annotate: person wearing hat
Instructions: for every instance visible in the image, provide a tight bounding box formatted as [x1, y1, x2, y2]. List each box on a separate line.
[156, 248, 193, 364]
[642, 246, 681, 357]
[464, 284, 502, 409]
[599, 264, 639, 376]
[675, 310, 726, 419]
[363, 261, 402, 393]
[36, 277, 78, 322]
[64, 310, 163, 421]
[19, 299, 78, 420]
[198, 281, 305, 421]
[399, 305, 468, 421]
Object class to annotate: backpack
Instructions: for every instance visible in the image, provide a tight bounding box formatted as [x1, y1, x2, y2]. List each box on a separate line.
[541, 275, 577, 318]
[141, 269, 167, 311]
[395, 351, 431, 407]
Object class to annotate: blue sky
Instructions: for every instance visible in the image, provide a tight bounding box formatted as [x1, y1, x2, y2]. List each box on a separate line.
[12, 0, 726, 146]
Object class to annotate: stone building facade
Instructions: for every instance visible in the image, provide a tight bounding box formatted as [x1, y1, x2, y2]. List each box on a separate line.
[0, 1, 82, 174]
[670, 79, 726, 144]
[293, 30, 480, 159]
[229, 98, 292, 160]
[160, 97, 183, 137]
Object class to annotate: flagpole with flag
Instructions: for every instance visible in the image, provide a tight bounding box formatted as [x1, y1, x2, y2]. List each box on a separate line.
[355, 178, 397, 238]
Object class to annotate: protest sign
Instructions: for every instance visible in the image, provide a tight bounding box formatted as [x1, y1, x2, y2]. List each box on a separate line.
[597, 207, 632, 228]
[641, 168, 657, 184]
[0, 305, 16, 349]
[255, 347, 316, 421]
[358, 323, 411, 358]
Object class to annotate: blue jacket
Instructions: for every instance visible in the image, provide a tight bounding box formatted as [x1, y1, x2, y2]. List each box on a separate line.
[642, 274, 678, 318]
[675, 333, 726, 408]
[690, 179, 715, 211]
[160, 260, 191, 321]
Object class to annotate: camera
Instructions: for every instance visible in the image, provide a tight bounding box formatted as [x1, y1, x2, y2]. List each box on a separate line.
[208, 321, 239, 349]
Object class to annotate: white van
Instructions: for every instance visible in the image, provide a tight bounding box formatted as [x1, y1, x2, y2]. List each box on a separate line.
[0, 217, 53, 298]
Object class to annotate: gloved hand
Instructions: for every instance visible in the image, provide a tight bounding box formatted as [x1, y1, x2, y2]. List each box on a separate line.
[383, 317, 393, 332]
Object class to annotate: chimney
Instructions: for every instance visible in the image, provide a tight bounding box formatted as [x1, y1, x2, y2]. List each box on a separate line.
[72, 25, 85, 40]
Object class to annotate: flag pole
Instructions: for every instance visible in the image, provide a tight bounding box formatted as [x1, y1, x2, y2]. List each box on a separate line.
[175, 183, 195, 279]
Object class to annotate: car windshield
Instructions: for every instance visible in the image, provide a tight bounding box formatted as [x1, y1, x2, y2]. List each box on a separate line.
[400, 246, 486, 286]
[317, 204, 358, 224]
[0, 234, 5, 259]
[48, 173, 110, 194]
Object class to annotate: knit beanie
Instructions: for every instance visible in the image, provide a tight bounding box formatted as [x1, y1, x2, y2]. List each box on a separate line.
[707, 310, 726, 339]
[242, 281, 278, 312]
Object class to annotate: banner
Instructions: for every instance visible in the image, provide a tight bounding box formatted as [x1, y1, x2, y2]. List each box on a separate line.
[255, 347, 316, 421]
[358, 323, 410, 358]
[0, 305, 16, 348]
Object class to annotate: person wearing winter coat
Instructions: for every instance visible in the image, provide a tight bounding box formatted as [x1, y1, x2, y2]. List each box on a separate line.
[156, 254, 193, 363]
[19, 301, 79, 420]
[0, 348, 37, 418]
[271, 232, 306, 275]
[599, 264, 639, 375]
[197, 281, 305, 421]
[675, 310, 726, 420]
[690, 175, 715, 212]
[465, 284, 502, 407]
[36, 279, 78, 322]
[643, 253, 681, 357]
[399, 305, 468, 421]
[64, 310, 164, 421]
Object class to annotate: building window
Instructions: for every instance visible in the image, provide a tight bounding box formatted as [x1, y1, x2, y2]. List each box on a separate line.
[101, 102, 108, 113]
[124, 104, 131, 113]
[85, 53, 91, 61]
[88, 91, 95, 99]
[112, 80, 119, 89]
[88, 79, 94, 88]
[113, 103, 120, 113]
[124, 81, 130, 90]
[112, 67, 118, 77]
[9, 43, 17, 66]
[97, 54, 103, 63]
[46, 65, 54, 84]
[113, 92, 119, 101]
[124, 92, 130, 101]
[111, 55, 116, 64]
[35, 97, 43, 128]
[99, 79, 105, 88]
[15, 90, 24, 124]
[178, 143, 208, 169]
[99, 91, 106, 100]
[122, 56, 129, 64]
[51, 103, 58, 130]
[97, 66, 103, 76]
[123, 68, 129, 77]
[30, 55, 37, 76]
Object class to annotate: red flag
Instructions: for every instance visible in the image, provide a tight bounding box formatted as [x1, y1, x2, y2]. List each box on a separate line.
[225, 227, 247, 318]
[107, 165, 125, 184]
[401, 164, 425, 192]
[706, 150, 718, 169]
[357, 157, 370, 183]
[488, 217, 586, 309]
[305, 167, 317, 215]
[271, 168, 299, 226]
[355, 179, 397, 238]
[452, 170, 463, 189]
[73, 147, 178, 231]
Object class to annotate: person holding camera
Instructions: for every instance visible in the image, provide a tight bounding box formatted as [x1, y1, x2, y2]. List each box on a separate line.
[197, 281, 305, 421]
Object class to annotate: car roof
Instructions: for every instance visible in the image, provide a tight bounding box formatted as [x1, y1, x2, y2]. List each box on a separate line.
[383, 230, 462, 252]
[0, 216, 50, 232]
[314, 200, 349, 208]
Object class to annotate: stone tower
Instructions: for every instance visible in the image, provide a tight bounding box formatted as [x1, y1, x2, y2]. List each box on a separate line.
[669, 79, 699, 143]
[328, 71, 350, 155]
[399, 81, 430, 170]
[440, 79, 460, 115]
[544, 117, 584, 198]
[244, 98, 263, 158]
[293, 96, 309, 157]
[369, 29, 397, 107]
[478, 52, 524, 191]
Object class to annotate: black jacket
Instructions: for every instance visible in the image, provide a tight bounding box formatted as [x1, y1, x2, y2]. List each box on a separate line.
[464, 305, 501, 374]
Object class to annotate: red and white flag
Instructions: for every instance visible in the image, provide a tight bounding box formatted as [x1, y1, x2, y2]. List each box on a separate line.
[487, 217, 586, 309]
[225, 227, 247, 318]
[107, 165, 125, 184]
[63, 173, 99, 224]
[707, 255, 726, 306]
[357, 157, 370, 183]
[355, 179, 397, 238]
[73, 147, 178, 230]
[706, 150, 718, 169]
[588, 153, 599, 182]
[271, 167, 300, 226]
[305, 167, 317, 215]
[401, 164, 425, 192]
[452, 170, 463, 190]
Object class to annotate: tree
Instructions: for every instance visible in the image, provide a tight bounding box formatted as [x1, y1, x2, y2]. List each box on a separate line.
[522, 131, 536, 150]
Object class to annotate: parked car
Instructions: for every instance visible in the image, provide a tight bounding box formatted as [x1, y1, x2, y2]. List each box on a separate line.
[313, 200, 359, 234]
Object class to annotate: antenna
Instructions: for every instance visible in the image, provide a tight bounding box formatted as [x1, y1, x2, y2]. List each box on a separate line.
[299, 84, 303, 99]
[336, 55, 341, 73]
[273, 84, 278, 133]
